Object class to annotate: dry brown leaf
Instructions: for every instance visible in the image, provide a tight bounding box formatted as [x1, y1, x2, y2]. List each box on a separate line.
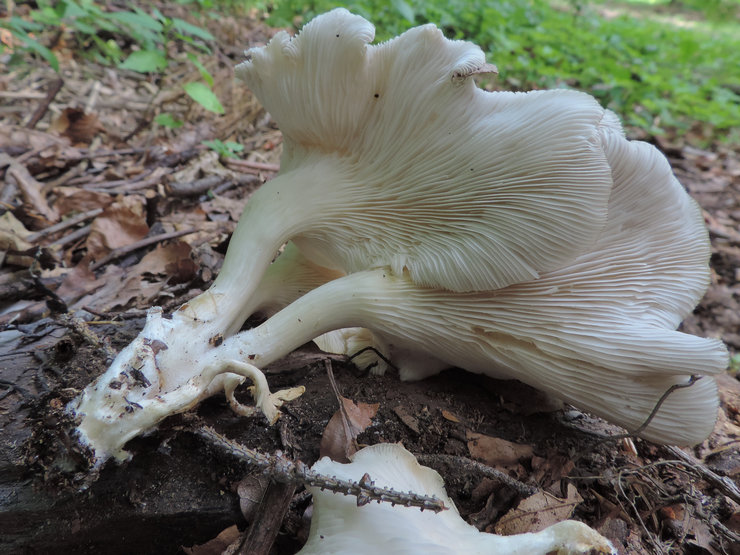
[201, 195, 249, 222]
[393, 405, 420, 434]
[68, 264, 125, 313]
[237, 474, 269, 522]
[52, 187, 113, 216]
[441, 409, 461, 423]
[56, 262, 106, 306]
[1, 153, 59, 227]
[494, 483, 583, 535]
[85, 196, 149, 259]
[320, 397, 379, 463]
[467, 431, 534, 468]
[49, 108, 102, 145]
[0, 211, 33, 251]
[181, 525, 241, 555]
[135, 241, 197, 282]
[531, 451, 575, 488]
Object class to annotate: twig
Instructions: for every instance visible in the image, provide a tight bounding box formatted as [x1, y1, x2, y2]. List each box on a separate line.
[58, 313, 117, 361]
[615, 470, 667, 554]
[239, 480, 295, 555]
[25, 78, 64, 129]
[585, 375, 702, 445]
[416, 453, 538, 497]
[664, 446, 740, 505]
[348, 345, 399, 373]
[26, 208, 103, 242]
[168, 174, 259, 197]
[226, 159, 280, 172]
[50, 225, 92, 248]
[193, 426, 448, 513]
[629, 376, 700, 437]
[89, 229, 197, 271]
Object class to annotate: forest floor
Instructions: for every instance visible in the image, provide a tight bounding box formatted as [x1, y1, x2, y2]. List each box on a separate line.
[1, 6, 739, 555]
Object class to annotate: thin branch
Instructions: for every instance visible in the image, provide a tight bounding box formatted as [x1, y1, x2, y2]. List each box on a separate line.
[26, 208, 103, 242]
[50, 224, 92, 248]
[25, 78, 64, 129]
[348, 346, 399, 373]
[226, 159, 280, 172]
[193, 426, 448, 513]
[664, 446, 740, 505]
[416, 453, 537, 497]
[590, 375, 702, 445]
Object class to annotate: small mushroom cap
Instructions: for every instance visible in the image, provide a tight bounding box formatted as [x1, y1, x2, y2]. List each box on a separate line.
[300, 443, 615, 554]
[238, 8, 616, 292]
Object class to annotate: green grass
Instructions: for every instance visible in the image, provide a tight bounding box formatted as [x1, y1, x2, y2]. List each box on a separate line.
[258, 0, 740, 144]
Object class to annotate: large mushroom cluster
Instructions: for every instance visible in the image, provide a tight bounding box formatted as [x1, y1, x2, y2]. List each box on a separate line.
[69, 9, 726, 467]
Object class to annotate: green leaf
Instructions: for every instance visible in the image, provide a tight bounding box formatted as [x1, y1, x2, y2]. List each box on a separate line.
[391, 0, 415, 23]
[154, 113, 184, 128]
[187, 53, 213, 87]
[14, 31, 60, 71]
[172, 18, 215, 41]
[184, 82, 224, 114]
[107, 11, 164, 32]
[120, 49, 168, 72]
[224, 141, 244, 153]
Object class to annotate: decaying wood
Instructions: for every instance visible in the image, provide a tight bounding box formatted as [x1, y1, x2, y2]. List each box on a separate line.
[239, 480, 296, 555]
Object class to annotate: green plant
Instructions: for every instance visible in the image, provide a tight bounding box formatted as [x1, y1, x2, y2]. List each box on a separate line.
[261, 0, 740, 144]
[1, 0, 224, 114]
[203, 139, 244, 157]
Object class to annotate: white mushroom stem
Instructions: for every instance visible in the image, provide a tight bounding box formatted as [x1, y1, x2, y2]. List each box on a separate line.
[70, 330, 291, 464]
[205, 265, 724, 446]
[299, 443, 615, 555]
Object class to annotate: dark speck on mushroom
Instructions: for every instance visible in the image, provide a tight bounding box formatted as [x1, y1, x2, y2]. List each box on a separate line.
[374, 93, 379, 98]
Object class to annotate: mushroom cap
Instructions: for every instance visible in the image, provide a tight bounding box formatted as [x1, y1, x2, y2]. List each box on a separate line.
[238, 8, 616, 292]
[346, 122, 727, 444]
[229, 119, 726, 444]
[300, 443, 615, 554]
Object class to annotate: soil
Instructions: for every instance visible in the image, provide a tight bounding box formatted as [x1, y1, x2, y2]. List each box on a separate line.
[1, 5, 739, 555]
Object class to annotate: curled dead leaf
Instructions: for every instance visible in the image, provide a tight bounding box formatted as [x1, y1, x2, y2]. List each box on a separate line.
[49, 108, 102, 146]
[467, 431, 534, 468]
[494, 484, 583, 536]
[320, 397, 379, 463]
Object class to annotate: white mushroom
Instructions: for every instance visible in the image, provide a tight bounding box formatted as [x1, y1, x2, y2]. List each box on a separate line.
[299, 443, 615, 555]
[68, 9, 727, 464]
[191, 109, 727, 445]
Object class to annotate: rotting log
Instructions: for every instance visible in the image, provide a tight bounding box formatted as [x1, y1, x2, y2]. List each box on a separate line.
[0, 319, 243, 555]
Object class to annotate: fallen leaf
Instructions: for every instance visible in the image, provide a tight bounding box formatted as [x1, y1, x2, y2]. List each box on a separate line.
[181, 525, 241, 555]
[441, 409, 461, 423]
[85, 195, 149, 259]
[237, 474, 269, 522]
[494, 483, 583, 535]
[1, 153, 59, 227]
[56, 262, 106, 306]
[394, 405, 420, 434]
[530, 450, 575, 488]
[52, 187, 113, 216]
[320, 397, 379, 463]
[0, 211, 32, 251]
[49, 108, 102, 145]
[467, 431, 533, 468]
